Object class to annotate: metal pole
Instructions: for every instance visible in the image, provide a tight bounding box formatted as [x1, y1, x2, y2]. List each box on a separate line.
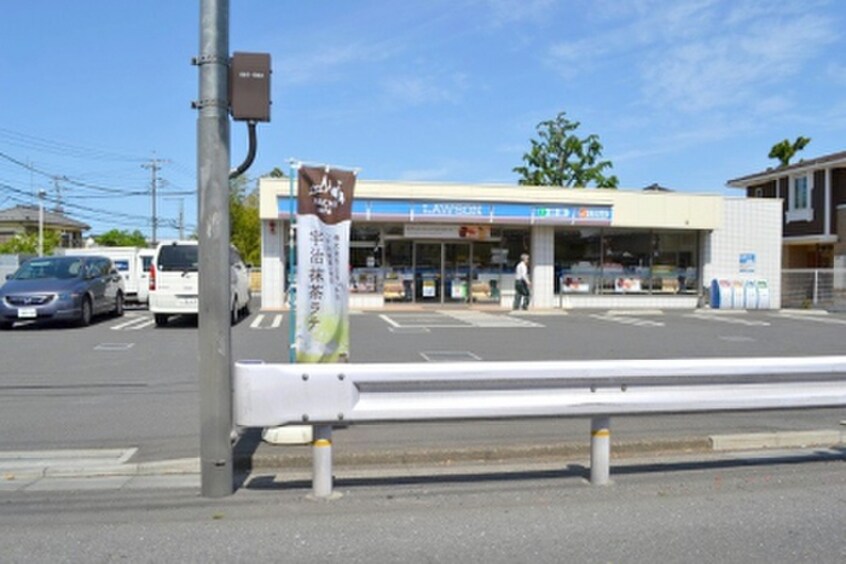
[197, 0, 232, 498]
[312, 425, 334, 498]
[590, 416, 611, 485]
[288, 164, 297, 363]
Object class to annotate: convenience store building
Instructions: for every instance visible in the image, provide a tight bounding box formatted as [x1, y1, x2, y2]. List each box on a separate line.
[258, 179, 783, 310]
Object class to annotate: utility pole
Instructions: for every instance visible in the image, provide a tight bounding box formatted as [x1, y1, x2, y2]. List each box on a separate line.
[37, 189, 46, 256]
[196, 0, 232, 498]
[142, 158, 166, 245]
[164, 197, 185, 240]
[52, 176, 64, 213]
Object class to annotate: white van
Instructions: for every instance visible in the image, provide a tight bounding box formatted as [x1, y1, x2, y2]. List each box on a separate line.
[64, 246, 150, 305]
[148, 240, 251, 327]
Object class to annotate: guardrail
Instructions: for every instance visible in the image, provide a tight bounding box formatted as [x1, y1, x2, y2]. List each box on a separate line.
[234, 356, 846, 497]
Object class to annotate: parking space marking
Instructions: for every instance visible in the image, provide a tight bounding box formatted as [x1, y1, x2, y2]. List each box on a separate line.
[380, 313, 471, 328]
[686, 314, 771, 326]
[249, 313, 284, 330]
[589, 313, 665, 327]
[421, 350, 482, 362]
[94, 342, 135, 351]
[440, 310, 544, 328]
[773, 313, 846, 325]
[110, 315, 154, 331]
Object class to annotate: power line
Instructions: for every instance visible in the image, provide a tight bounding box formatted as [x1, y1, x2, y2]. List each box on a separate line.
[0, 127, 148, 163]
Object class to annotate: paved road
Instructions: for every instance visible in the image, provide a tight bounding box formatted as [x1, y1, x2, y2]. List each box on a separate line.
[1, 305, 845, 464]
[1, 450, 845, 563]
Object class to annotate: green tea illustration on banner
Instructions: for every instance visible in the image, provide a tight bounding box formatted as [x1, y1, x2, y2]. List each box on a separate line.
[295, 166, 356, 363]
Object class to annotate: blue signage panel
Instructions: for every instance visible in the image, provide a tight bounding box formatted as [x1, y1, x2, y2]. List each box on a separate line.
[277, 197, 613, 226]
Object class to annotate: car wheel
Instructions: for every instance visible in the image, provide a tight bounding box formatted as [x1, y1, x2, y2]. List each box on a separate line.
[78, 297, 93, 327]
[113, 292, 125, 317]
[0, 320, 12, 330]
[154, 314, 169, 327]
[231, 297, 239, 325]
[242, 294, 251, 316]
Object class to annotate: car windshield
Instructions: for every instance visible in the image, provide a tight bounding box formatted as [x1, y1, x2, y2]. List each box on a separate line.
[13, 257, 83, 280]
[158, 245, 198, 272]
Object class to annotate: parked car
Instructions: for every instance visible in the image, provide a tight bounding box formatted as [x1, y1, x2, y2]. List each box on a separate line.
[148, 240, 251, 327]
[0, 255, 125, 329]
[63, 246, 153, 305]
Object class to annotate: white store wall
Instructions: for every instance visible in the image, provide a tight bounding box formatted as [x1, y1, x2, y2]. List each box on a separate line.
[702, 198, 783, 309]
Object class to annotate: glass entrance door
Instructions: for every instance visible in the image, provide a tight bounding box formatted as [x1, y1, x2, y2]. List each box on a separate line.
[413, 242, 472, 304]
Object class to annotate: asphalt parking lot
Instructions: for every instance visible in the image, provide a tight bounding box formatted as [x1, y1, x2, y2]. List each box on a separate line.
[1, 303, 845, 471]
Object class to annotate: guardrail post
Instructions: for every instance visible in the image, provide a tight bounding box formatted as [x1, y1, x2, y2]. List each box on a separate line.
[590, 416, 611, 485]
[312, 425, 334, 498]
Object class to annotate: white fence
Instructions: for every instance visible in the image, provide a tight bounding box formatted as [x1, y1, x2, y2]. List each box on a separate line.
[782, 268, 846, 309]
[234, 356, 846, 497]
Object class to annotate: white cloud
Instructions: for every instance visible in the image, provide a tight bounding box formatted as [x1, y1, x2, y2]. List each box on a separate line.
[642, 13, 834, 112]
[278, 42, 396, 85]
[383, 73, 469, 106]
[547, 1, 836, 114]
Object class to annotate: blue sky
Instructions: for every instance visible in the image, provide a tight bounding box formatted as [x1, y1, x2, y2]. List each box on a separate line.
[2, 0, 844, 239]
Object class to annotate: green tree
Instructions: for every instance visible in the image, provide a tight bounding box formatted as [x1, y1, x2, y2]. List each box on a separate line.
[94, 229, 148, 247]
[514, 112, 619, 188]
[768, 136, 811, 167]
[229, 175, 261, 265]
[0, 230, 61, 255]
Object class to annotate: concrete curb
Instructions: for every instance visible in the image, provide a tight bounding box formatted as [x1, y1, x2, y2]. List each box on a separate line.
[238, 429, 845, 472]
[3, 430, 842, 482]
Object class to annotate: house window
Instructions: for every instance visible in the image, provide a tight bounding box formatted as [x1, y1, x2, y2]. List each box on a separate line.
[786, 173, 812, 222]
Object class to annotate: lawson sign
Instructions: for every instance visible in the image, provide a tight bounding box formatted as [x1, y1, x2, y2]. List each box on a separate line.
[277, 197, 613, 226]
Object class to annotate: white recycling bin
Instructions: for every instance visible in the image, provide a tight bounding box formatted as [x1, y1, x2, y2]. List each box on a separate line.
[756, 280, 770, 309]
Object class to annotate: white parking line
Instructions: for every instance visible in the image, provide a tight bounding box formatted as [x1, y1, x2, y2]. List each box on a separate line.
[589, 313, 665, 327]
[110, 316, 154, 331]
[379, 314, 401, 328]
[686, 314, 771, 327]
[774, 313, 846, 325]
[249, 313, 284, 330]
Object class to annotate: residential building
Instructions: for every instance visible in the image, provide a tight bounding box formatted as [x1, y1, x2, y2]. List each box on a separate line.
[727, 150, 846, 270]
[0, 205, 90, 248]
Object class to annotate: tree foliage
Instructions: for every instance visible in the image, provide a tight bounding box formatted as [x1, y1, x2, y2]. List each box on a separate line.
[94, 229, 148, 247]
[514, 112, 618, 188]
[768, 136, 811, 167]
[229, 174, 261, 266]
[0, 230, 61, 255]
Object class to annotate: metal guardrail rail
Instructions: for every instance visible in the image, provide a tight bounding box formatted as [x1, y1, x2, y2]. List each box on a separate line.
[234, 356, 846, 497]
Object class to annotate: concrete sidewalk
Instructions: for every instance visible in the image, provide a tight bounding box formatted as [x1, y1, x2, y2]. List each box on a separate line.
[2, 422, 844, 493]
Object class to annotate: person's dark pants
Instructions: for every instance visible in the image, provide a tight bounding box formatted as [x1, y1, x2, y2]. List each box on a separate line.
[513, 281, 530, 310]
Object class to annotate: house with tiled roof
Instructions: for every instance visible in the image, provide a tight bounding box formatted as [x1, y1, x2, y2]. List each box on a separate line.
[727, 150, 846, 269]
[0, 205, 90, 248]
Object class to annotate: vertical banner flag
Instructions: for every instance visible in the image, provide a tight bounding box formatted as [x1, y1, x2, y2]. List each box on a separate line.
[296, 166, 356, 363]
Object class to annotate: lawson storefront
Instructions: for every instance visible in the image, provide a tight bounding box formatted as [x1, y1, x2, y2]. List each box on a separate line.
[258, 179, 782, 310]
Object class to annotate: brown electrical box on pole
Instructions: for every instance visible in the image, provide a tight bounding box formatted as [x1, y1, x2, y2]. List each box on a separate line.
[230, 52, 271, 122]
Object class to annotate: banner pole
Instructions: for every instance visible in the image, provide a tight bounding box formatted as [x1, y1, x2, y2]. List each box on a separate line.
[288, 162, 297, 364]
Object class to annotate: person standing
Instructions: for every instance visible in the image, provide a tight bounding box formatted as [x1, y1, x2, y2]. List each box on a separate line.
[513, 253, 531, 310]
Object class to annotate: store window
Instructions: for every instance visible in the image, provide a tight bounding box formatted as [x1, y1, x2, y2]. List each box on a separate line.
[350, 225, 381, 294]
[601, 230, 652, 293]
[555, 229, 601, 294]
[554, 228, 699, 295]
[651, 231, 698, 294]
[382, 238, 413, 302]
